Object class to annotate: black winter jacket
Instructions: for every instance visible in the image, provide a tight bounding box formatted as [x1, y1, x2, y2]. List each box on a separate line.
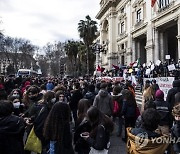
[0, 115, 25, 154]
[154, 99, 171, 126]
[166, 80, 180, 110]
[74, 118, 92, 153]
[87, 125, 110, 150]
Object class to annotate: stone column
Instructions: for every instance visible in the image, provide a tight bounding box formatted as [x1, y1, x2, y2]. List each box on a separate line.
[154, 29, 159, 62]
[177, 15, 180, 60]
[159, 32, 164, 61]
[108, 9, 117, 69]
[132, 39, 136, 62]
[145, 25, 154, 64]
[137, 41, 140, 60]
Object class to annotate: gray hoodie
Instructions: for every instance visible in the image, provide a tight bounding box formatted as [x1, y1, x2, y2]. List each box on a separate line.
[93, 89, 113, 116]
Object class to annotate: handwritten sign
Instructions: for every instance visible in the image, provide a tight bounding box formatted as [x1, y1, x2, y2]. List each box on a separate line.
[144, 77, 174, 100]
[168, 64, 176, 71]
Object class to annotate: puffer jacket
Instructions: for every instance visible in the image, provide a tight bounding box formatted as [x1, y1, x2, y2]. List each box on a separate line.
[93, 89, 113, 116]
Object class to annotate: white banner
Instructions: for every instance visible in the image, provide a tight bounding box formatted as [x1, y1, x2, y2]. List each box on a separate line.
[144, 77, 174, 100]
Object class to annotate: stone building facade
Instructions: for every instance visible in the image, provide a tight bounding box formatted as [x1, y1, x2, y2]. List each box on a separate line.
[96, 0, 180, 70]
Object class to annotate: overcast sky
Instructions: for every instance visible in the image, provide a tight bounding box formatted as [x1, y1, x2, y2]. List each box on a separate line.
[0, 0, 100, 47]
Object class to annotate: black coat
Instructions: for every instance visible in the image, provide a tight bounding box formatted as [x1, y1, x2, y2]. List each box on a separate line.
[69, 90, 83, 110]
[154, 99, 171, 126]
[87, 125, 110, 150]
[0, 115, 25, 154]
[166, 80, 180, 110]
[34, 104, 50, 147]
[171, 121, 180, 153]
[74, 118, 92, 153]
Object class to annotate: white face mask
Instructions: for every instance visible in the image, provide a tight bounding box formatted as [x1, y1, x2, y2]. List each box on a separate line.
[13, 102, 20, 108]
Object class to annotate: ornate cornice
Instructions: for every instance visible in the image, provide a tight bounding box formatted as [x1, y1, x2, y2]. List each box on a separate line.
[131, 22, 148, 34]
[96, 0, 117, 19]
[152, 3, 180, 22]
[132, 0, 144, 8]
[117, 33, 128, 42]
[118, 13, 126, 20]
[107, 52, 118, 60]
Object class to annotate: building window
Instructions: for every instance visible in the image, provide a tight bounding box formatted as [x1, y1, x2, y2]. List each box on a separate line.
[159, 0, 170, 8]
[118, 45, 121, 51]
[121, 44, 124, 50]
[121, 21, 125, 33]
[118, 23, 120, 35]
[136, 9, 141, 22]
[121, 7, 124, 13]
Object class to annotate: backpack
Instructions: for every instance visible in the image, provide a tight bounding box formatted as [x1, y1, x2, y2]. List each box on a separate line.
[113, 100, 120, 115]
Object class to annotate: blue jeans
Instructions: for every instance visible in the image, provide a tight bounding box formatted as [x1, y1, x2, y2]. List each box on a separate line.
[49, 141, 57, 154]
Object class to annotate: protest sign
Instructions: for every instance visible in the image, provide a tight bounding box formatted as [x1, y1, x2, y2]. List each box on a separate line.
[167, 64, 176, 71]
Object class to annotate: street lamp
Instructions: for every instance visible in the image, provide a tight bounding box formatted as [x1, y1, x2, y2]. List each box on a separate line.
[92, 43, 106, 71]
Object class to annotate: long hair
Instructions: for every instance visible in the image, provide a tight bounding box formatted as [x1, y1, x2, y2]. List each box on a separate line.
[87, 106, 114, 137]
[43, 102, 70, 142]
[123, 90, 137, 107]
[77, 99, 90, 123]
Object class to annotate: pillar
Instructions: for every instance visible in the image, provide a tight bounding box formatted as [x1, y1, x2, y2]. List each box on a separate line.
[154, 29, 160, 62]
[159, 32, 165, 61]
[177, 15, 180, 60]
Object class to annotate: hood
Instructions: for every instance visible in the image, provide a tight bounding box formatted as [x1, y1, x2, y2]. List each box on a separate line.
[99, 89, 108, 97]
[24, 81, 31, 87]
[85, 92, 94, 99]
[173, 80, 180, 87]
[0, 115, 25, 135]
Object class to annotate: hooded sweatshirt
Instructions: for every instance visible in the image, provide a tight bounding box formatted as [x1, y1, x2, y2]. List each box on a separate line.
[93, 89, 113, 116]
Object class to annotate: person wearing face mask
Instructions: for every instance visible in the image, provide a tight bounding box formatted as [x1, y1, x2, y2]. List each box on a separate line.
[22, 86, 43, 154]
[23, 86, 42, 120]
[0, 100, 25, 154]
[33, 91, 55, 153]
[12, 98, 24, 116]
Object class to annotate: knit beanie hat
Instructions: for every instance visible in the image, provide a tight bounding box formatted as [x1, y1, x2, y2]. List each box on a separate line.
[155, 89, 164, 100]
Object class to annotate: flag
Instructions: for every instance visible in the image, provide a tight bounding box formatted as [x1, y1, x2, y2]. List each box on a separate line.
[97, 65, 105, 73]
[101, 67, 105, 73]
[130, 59, 140, 67]
[133, 59, 140, 67]
[97, 65, 101, 72]
[151, 0, 156, 7]
[112, 64, 119, 70]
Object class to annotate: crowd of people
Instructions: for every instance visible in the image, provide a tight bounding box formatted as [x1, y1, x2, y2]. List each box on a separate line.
[0, 75, 179, 154]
